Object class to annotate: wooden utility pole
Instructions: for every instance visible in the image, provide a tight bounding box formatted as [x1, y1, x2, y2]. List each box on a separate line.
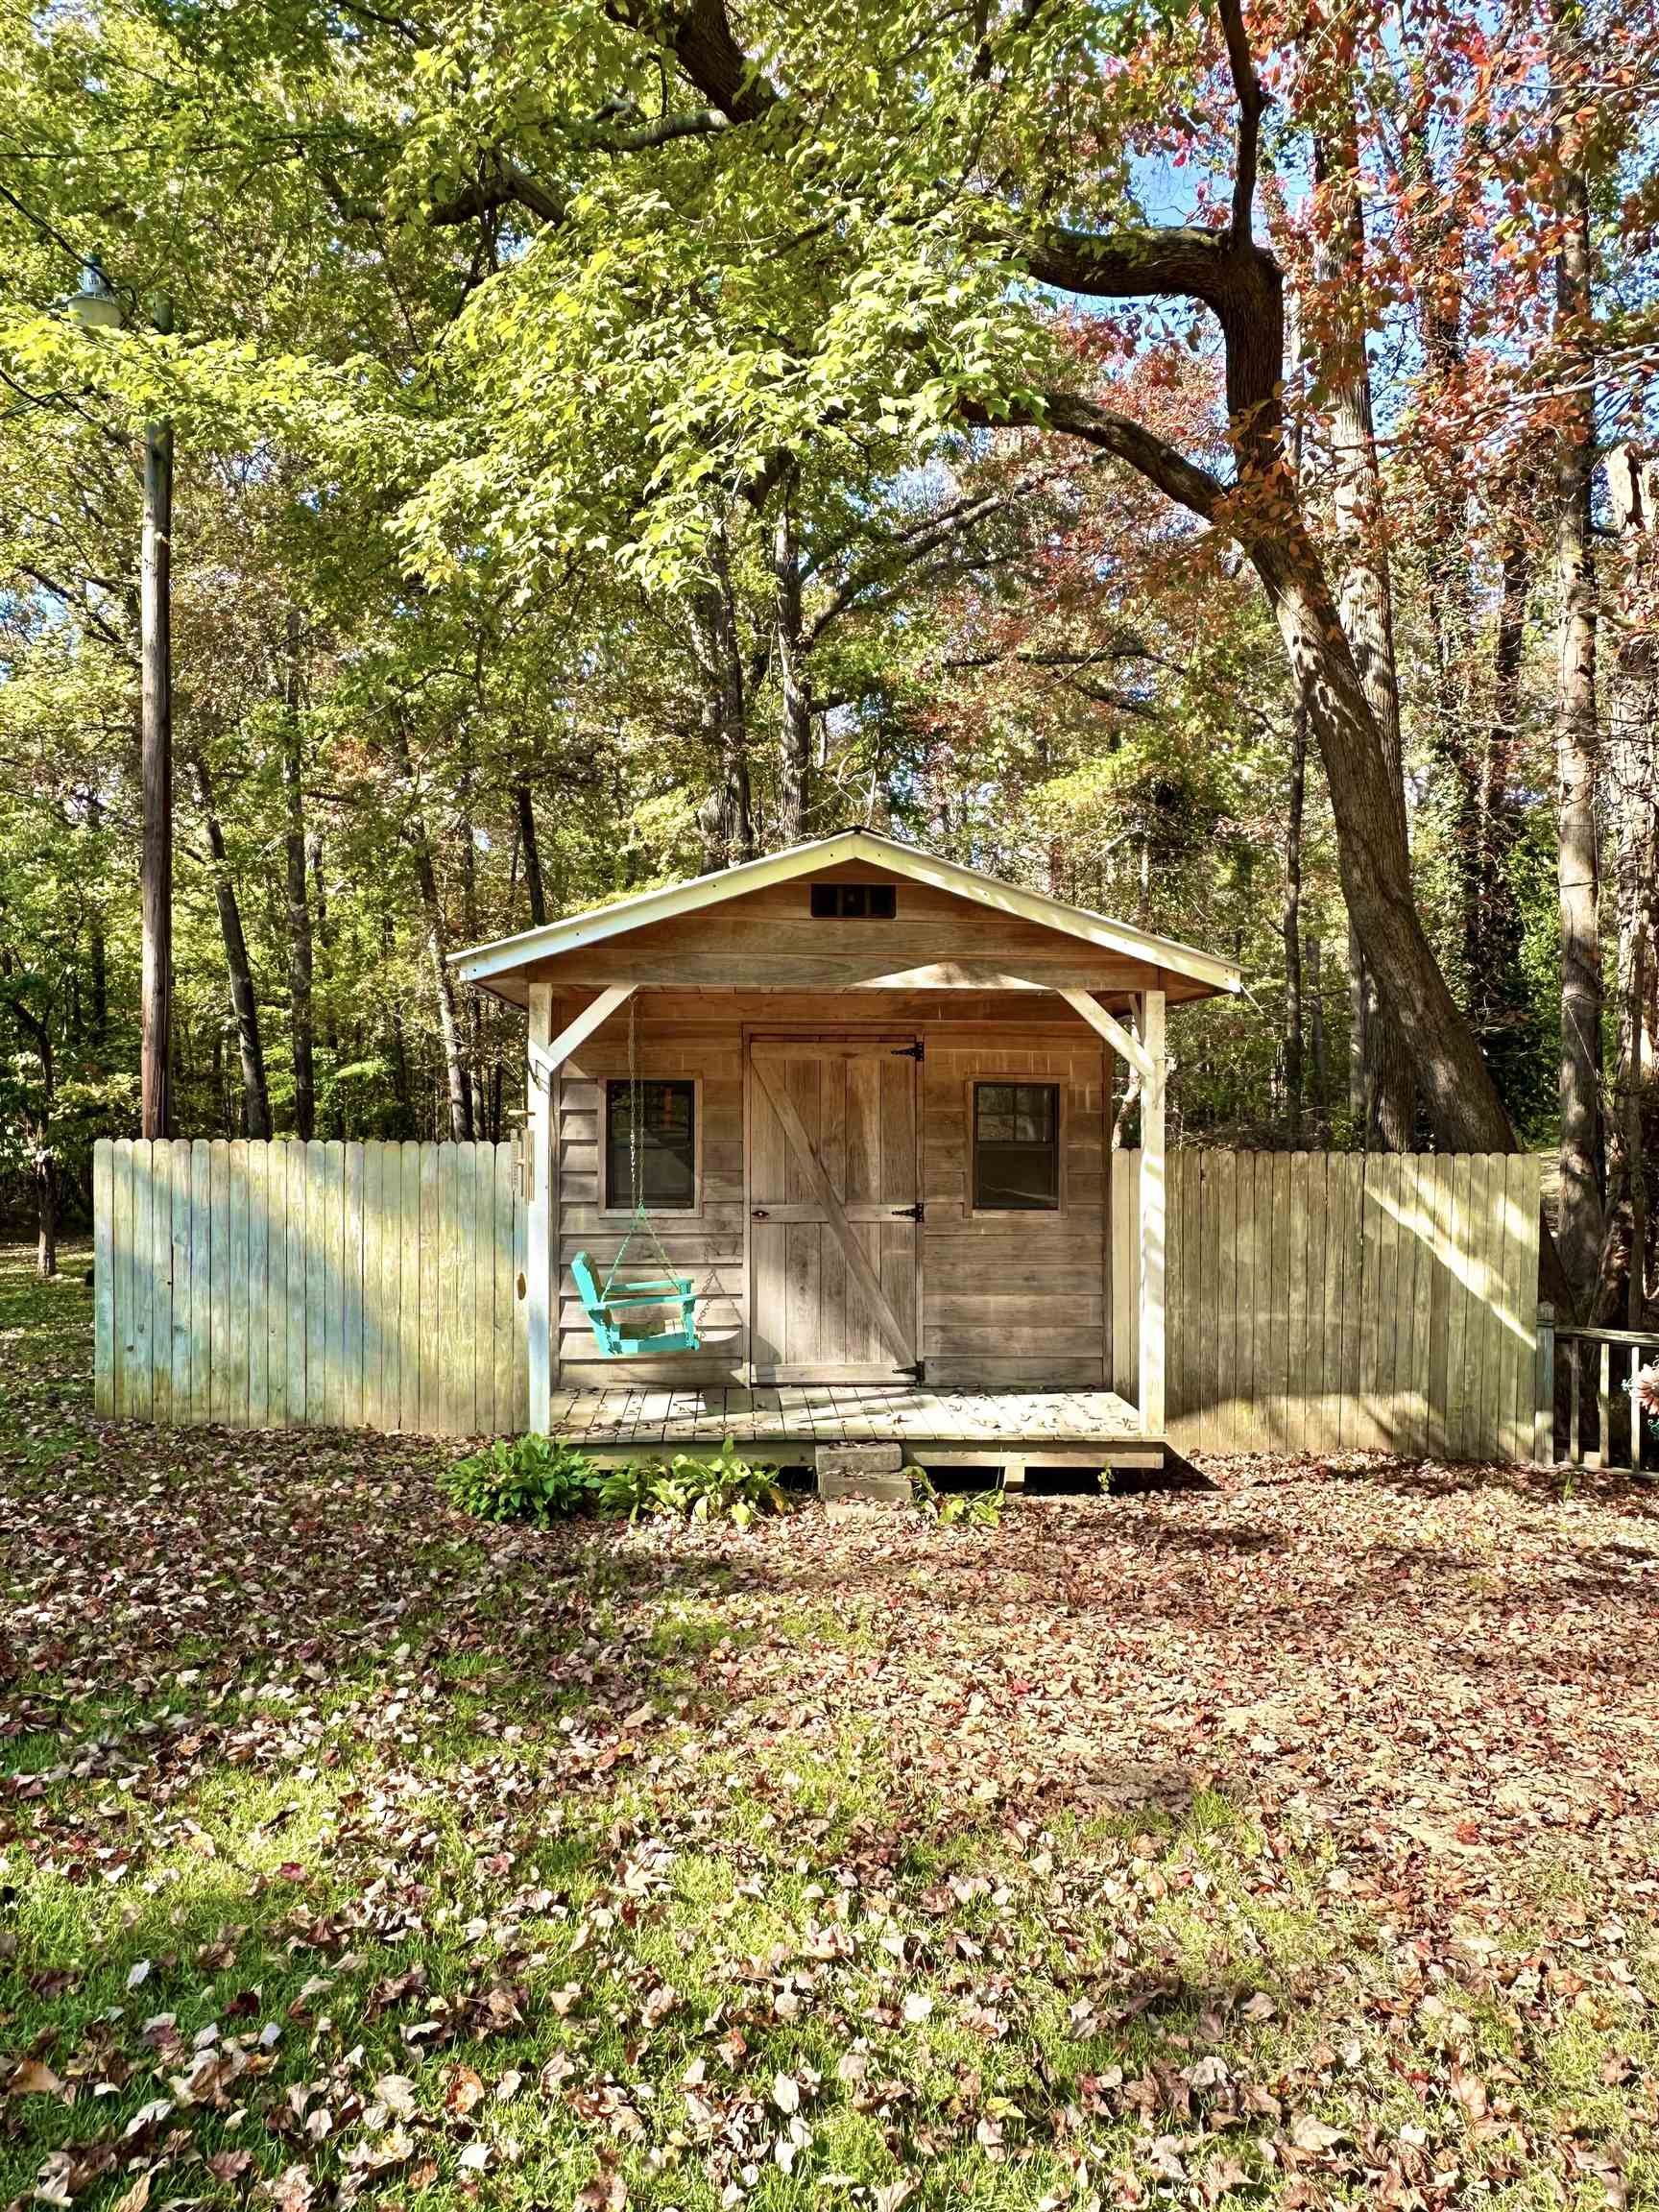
[139, 301, 175, 1139]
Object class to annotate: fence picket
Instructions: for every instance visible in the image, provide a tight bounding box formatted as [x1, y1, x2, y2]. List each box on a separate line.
[93, 1140, 115, 1416]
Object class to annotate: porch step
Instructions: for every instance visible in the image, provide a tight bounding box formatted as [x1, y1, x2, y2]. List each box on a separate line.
[816, 1443, 909, 1503]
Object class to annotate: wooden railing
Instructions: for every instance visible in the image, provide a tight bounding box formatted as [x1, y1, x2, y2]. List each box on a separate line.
[1535, 1303, 1659, 1473]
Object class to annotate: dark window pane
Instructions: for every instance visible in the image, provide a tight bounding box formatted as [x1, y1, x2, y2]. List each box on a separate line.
[607, 1079, 696, 1209]
[973, 1082, 1059, 1210]
[808, 880, 897, 918]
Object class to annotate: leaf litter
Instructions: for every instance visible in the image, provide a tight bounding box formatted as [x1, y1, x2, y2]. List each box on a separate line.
[2, 1250, 1657, 2209]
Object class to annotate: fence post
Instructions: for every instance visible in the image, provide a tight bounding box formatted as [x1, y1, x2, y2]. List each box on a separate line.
[1533, 1300, 1555, 1465]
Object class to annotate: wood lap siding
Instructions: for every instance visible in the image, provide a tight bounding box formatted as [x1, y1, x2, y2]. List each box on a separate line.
[924, 1039, 1110, 1387]
[557, 1008, 747, 1385]
[92, 1138, 526, 1437]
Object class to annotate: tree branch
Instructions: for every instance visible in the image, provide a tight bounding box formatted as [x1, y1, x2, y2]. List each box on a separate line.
[1217, 0, 1265, 246]
[1024, 222, 1238, 309]
[960, 393, 1226, 523]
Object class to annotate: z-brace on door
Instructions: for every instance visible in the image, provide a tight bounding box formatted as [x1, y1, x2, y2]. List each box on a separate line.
[747, 1038, 921, 1382]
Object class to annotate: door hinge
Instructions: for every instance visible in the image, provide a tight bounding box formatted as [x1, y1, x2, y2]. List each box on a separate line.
[893, 1040, 924, 1060]
[891, 1202, 925, 1222]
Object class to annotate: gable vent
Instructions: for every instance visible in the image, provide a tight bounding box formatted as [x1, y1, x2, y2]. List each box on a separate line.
[810, 881, 896, 919]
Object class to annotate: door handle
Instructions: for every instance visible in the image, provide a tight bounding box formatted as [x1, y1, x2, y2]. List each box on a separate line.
[751, 1207, 769, 1220]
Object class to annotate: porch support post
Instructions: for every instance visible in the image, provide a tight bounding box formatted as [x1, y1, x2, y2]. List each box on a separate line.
[525, 982, 635, 1431]
[526, 984, 555, 1434]
[1138, 989, 1166, 1435]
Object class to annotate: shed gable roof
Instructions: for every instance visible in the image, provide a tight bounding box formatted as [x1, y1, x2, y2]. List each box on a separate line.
[450, 830, 1240, 998]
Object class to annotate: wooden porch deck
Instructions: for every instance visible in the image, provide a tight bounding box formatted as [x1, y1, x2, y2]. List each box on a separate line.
[549, 1383, 1160, 1469]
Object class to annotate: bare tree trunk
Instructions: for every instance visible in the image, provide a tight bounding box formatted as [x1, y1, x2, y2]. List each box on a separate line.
[392, 722, 472, 1141]
[1283, 699, 1306, 1145]
[1306, 931, 1328, 1141]
[516, 781, 548, 925]
[1596, 446, 1659, 1324]
[458, 729, 481, 1135]
[140, 414, 173, 1140]
[193, 757, 271, 1139]
[1466, 517, 1535, 1106]
[1250, 524, 1516, 1153]
[9, 992, 59, 1277]
[1551, 74, 1605, 1312]
[1314, 112, 1415, 1149]
[281, 613, 316, 1140]
[689, 523, 755, 866]
[774, 490, 812, 844]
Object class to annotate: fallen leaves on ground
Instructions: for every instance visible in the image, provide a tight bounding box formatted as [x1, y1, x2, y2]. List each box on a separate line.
[2, 1246, 1657, 2211]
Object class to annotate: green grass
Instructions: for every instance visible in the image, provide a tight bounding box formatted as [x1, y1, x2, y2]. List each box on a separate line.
[3, 1243, 1658, 2209]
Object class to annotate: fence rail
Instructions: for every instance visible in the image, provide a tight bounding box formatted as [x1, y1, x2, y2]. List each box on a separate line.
[1113, 1149, 1543, 1462]
[1540, 1310, 1659, 1474]
[93, 1139, 525, 1437]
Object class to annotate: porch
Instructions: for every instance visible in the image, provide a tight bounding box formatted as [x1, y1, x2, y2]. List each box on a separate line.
[549, 1380, 1162, 1475]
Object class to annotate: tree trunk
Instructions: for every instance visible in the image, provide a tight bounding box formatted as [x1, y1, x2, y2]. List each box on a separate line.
[424, 887, 471, 1142]
[35, 1142, 59, 1278]
[1313, 113, 1415, 1149]
[140, 414, 173, 1140]
[1306, 931, 1328, 1142]
[10, 994, 59, 1278]
[194, 757, 272, 1139]
[1283, 699, 1305, 1145]
[1551, 96, 1605, 1313]
[689, 523, 755, 867]
[516, 781, 548, 925]
[1467, 517, 1535, 1108]
[1251, 525, 1516, 1152]
[1596, 446, 1659, 1325]
[774, 491, 812, 843]
[392, 722, 472, 1141]
[281, 612, 316, 1140]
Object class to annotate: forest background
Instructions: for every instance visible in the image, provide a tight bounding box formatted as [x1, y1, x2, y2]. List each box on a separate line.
[1, 0, 1655, 1327]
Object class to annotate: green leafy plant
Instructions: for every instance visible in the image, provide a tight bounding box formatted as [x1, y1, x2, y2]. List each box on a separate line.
[606, 1437, 788, 1527]
[909, 1468, 1004, 1529]
[440, 1434, 602, 1524]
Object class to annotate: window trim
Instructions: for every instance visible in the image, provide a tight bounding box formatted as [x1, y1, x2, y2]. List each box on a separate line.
[599, 1074, 704, 1218]
[966, 1076, 1066, 1217]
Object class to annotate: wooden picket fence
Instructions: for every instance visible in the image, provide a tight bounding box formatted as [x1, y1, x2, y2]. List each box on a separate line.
[94, 1140, 525, 1437]
[96, 1139, 1542, 1461]
[1111, 1148, 1543, 1460]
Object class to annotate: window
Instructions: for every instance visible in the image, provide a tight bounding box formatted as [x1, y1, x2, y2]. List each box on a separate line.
[605, 1079, 697, 1212]
[973, 1082, 1061, 1211]
[809, 880, 897, 919]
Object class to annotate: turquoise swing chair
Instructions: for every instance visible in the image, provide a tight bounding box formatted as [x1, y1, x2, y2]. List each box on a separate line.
[569, 1000, 703, 1358]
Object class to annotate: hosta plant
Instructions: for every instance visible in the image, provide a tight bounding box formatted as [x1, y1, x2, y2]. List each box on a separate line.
[910, 1468, 1004, 1529]
[440, 1435, 603, 1524]
[605, 1438, 789, 1527]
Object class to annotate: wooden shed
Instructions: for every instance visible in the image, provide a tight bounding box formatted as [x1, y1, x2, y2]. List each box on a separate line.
[452, 830, 1240, 1475]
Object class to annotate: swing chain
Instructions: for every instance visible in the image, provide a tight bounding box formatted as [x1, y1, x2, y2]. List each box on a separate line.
[600, 996, 683, 1300]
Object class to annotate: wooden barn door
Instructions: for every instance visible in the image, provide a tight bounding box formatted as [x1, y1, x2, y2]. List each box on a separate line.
[747, 1037, 921, 1382]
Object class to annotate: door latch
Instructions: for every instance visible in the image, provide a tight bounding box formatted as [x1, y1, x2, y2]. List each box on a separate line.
[751, 1207, 770, 1220]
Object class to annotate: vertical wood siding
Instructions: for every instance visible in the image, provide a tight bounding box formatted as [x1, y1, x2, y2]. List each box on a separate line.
[93, 1139, 526, 1437]
[1110, 1148, 1543, 1462]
